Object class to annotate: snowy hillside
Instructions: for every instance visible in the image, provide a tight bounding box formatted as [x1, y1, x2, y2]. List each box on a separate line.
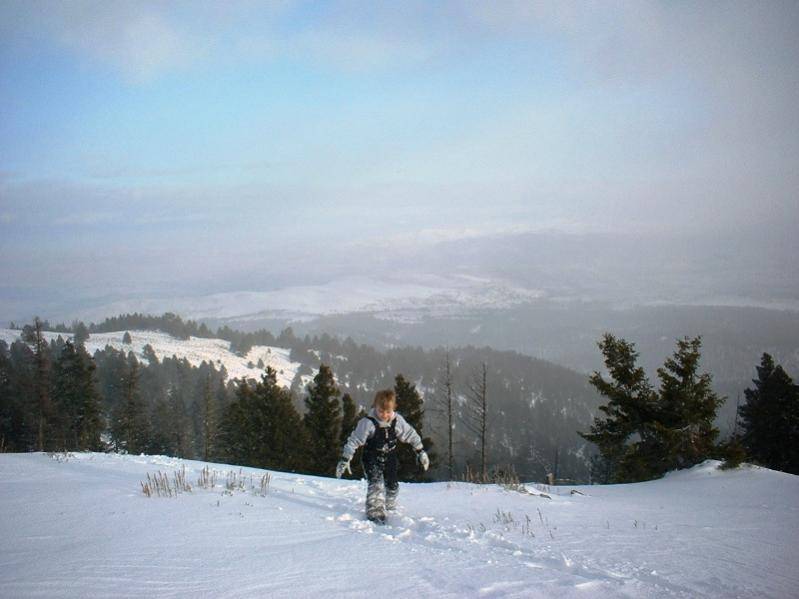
[1, 453, 797, 598]
[54, 274, 544, 325]
[0, 328, 306, 389]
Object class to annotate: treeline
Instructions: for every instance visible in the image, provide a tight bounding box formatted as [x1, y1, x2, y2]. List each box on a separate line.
[6, 312, 604, 482]
[12, 312, 795, 482]
[0, 318, 231, 458]
[2, 314, 612, 481]
[0, 318, 434, 480]
[218, 366, 432, 480]
[581, 334, 799, 482]
[10, 312, 298, 356]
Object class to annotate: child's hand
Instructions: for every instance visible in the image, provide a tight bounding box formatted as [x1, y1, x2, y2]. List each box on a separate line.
[335, 458, 352, 478]
[417, 450, 429, 472]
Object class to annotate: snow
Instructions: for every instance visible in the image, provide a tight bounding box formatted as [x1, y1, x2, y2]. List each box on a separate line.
[50, 274, 545, 325]
[1, 453, 797, 598]
[0, 329, 306, 388]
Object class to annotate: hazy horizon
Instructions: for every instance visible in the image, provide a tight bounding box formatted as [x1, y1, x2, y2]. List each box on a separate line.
[2, 2, 798, 323]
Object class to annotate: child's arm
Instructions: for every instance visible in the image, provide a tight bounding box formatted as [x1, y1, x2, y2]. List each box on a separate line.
[395, 415, 429, 471]
[336, 417, 375, 477]
[341, 417, 375, 460]
[395, 414, 424, 451]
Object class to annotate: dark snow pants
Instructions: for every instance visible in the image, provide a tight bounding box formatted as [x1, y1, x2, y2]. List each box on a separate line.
[363, 451, 399, 517]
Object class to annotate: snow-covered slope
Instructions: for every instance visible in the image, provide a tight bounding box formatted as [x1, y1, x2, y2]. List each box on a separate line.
[0, 329, 306, 388]
[55, 274, 544, 325]
[1, 453, 797, 598]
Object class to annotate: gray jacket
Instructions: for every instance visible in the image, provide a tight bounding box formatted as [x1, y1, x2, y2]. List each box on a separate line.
[341, 408, 423, 460]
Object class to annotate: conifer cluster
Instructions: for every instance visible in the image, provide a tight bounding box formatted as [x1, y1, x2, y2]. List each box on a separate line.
[582, 335, 799, 482]
[581, 334, 723, 482]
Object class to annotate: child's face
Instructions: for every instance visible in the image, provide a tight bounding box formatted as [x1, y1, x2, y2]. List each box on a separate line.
[376, 403, 395, 421]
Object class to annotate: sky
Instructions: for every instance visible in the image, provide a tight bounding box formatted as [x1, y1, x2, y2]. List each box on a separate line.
[1, 1, 798, 319]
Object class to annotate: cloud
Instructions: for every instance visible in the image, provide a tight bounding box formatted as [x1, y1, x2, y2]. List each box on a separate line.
[346, 220, 610, 251]
[52, 212, 119, 227]
[1, 1, 443, 82]
[11, 1, 204, 83]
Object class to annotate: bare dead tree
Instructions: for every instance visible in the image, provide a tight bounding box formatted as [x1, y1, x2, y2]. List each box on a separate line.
[434, 350, 456, 480]
[463, 361, 489, 480]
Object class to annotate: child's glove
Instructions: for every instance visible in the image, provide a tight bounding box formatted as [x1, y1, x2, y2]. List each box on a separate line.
[335, 458, 352, 479]
[416, 450, 430, 472]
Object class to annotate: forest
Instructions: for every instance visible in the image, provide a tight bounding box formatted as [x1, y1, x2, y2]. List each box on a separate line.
[1, 313, 796, 482]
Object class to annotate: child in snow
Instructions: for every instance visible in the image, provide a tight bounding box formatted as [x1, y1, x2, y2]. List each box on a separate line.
[335, 389, 429, 524]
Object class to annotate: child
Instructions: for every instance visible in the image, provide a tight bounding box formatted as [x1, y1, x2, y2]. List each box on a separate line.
[335, 389, 429, 524]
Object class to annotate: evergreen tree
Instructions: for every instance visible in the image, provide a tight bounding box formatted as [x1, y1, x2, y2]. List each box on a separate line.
[52, 341, 104, 451]
[340, 393, 359, 446]
[111, 357, 149, 453]
[2, 340, 38, 450]
[142, 344, 158, 365]
[580, 334, 658, 483]
[738, 353, 799, 474]
[200, 375, 216, 461]
[653, 336, 723, 474]
[218, 367, 308, 471]
[303, 364, 342, 475]
[394, 374, 434, 481]
[0, 340, 28, 451]
[95, 347, 128, 418]
[72, 321, 90, 347]
[148, 397, 172, 455]
[122, 331, 132, 344]
[22, 317, 53, 451]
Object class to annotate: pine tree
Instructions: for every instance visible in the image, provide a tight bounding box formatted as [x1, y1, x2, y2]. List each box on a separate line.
[0, 340, 27, 452]
[580, 334, 658, 483]
[340, 393, 359, 446]
[738, 353, 799, 474]
[167, 384, 192, 458]
[22, 317, 53, 451]
[218, 367, 308, 471]
[72, 322, 90, 347]
[148, 397, 172, 455]
[142, 344, 158, 365]
[303, 364, 342, 476]
[2, 340, 38, 450]
[111, 358, 149, 453]
[256, 367, 308, 471]
[200, 375, 216, 461]
[394, 374, 434, 481]
[654, 336, 723, 474]
[52, 341, 104, 451]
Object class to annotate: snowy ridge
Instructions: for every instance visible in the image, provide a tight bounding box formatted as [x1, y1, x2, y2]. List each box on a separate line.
[1, 453, 797, 598]
[56, 275, 545, 325]
[0, 328, 306, 388]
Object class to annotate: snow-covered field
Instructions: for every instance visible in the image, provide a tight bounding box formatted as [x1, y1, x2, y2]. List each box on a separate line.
[1, 453, 797, 598]
[0, 329, 306, 388]
[48, 274, 544, 325]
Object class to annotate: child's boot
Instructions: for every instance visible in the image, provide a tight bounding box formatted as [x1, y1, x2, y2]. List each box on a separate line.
[366, 468, 386, 523]
[385, 486, 398, 512]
